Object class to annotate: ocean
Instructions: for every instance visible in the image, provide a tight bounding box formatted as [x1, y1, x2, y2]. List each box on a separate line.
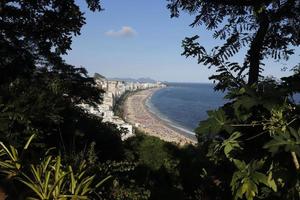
[147, 83, 300, 135]
[147, 83, 226, 134]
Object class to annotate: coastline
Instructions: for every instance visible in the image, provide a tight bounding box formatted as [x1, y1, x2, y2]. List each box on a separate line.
[145, 97, 197, 141]
[123, 87, 197, 146]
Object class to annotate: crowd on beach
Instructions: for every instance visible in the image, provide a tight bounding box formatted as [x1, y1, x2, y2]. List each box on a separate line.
[123, 88, 196, 146]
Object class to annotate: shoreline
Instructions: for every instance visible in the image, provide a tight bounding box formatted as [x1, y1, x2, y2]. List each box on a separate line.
[144, 90, 197, 141]
[123, 87, 197, 146]
[145, 96, 196, 136]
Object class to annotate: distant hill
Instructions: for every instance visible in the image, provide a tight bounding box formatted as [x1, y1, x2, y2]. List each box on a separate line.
[137, 77, 158, 83]
[109, 77, 157, 83]
[94, 73, 106, 80]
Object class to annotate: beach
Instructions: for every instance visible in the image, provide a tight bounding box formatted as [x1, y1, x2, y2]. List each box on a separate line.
[123, 88, 197, 146]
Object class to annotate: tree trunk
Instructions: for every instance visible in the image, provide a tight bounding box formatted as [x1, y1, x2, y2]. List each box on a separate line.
[247, 11, 269, 85]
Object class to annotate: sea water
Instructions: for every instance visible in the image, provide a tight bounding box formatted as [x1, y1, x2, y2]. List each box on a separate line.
[148, 83, 300, 135]
[147, 83, 226, 134]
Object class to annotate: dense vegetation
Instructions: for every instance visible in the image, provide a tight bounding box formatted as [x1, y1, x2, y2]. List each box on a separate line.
[0, 0, 131, 199]
[0, 0, 299, 199]
[167, 0, 300, 199]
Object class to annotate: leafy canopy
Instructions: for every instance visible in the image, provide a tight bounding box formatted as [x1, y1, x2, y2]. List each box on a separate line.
[167, 0, 300, 88]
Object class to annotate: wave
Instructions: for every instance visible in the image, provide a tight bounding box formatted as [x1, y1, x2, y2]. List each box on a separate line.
[145, 95, 195, 136]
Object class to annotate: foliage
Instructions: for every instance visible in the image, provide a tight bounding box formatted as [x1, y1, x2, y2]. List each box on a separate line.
[0, 1, 146, 199]
[123, 132, 232, 200]
[168, 2, 300, 199]
[0, 0, 124, 161]
[230, 159, 277, 200]
[2, 0, 300, 200]
[264, 127, 300, 157]
[195, 76, 300, 200]
[167, 0, 300, 87]
[0, 135, 114, 199]
[108, 181, 151, 200]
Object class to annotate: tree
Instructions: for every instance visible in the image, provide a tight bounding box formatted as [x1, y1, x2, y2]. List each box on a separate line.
[0, 0, 102, 94]
[168, 1, 300, 199]
[0, 2, 147, 198]
[0, 0, 125, 159]
[167, 0, 300, 89]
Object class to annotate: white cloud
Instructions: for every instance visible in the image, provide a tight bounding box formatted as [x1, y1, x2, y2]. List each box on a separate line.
[105, 26, 137, 38]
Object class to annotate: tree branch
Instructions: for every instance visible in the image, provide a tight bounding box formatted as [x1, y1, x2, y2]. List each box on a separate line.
[210, 0, 273, 7]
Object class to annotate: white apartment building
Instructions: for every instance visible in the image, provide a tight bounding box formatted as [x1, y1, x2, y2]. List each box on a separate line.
[79, 74, 166, 140]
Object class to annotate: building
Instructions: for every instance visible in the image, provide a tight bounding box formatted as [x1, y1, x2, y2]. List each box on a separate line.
[79, 74, 166, 140]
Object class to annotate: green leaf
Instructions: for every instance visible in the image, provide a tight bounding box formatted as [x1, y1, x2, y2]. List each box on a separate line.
[95, 175, 112, 188]
[263, 128, 300, 155]
[242, 179, 257, 200]
[233, 159, 246, 171]
[231, 159, 277, 200]
[18, 179, 45, 199]
[238, 87, 246, 94]
[267, 171, 277, 192]
[197, 109, 229, 137]
[24, 134, 35, 150]
[221, 132, 242, 159]
[0, 142, 17, 161]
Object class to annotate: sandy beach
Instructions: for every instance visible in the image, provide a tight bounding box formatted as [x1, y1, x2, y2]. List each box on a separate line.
[123, 88, 197, 146]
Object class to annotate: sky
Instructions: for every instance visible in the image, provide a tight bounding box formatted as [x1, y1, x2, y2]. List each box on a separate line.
[63, 0, 299, 83]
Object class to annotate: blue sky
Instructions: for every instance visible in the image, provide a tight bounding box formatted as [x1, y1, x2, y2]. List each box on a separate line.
[63, 0, 299, 82]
